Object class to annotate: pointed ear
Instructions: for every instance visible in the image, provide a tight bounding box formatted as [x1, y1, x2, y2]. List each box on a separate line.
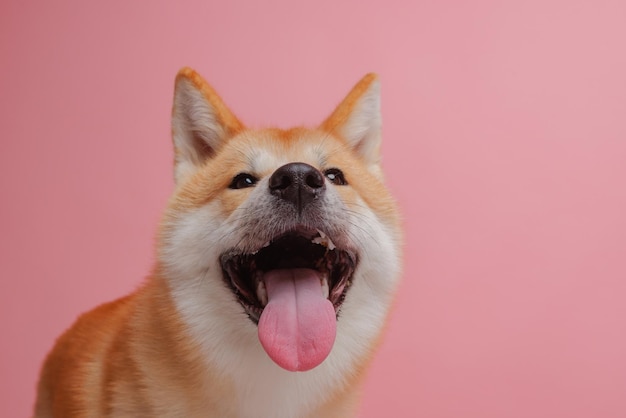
[171, 67, 244, 183]
[320, 73, 382, 168]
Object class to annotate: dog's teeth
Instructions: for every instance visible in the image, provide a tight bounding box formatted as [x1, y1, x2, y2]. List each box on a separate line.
[321, 277, 330, 299]
[257, 281, 268, 306]
[312, 229, 336, 250]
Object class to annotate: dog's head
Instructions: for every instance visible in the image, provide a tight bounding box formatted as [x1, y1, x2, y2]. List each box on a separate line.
[158, 68, 402, 374]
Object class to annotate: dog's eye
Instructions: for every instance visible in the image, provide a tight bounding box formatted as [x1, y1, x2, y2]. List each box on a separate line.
[229, 173, 258, 189]
[324, 168, 348, 185]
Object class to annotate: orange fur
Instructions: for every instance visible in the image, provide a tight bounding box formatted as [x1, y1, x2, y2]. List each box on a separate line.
[176, 67, 245, 136]
[34, 69, 402, 418]
[35, 274, 239, 417]
[321, 73, 379, 133]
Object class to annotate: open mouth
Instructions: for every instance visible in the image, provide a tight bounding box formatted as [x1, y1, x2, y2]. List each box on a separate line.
[220, 228, 358, 324]
[220, 228, 358, 371]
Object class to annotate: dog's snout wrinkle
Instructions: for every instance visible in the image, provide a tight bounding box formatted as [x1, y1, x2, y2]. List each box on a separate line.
[269, 162, 325, 212]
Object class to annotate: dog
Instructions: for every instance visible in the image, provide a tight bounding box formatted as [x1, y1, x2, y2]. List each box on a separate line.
[34, 68, 402, 418]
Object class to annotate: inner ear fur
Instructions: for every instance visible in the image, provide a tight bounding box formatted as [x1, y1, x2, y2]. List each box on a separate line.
[171, 67, 244, 183]
[320, 73, 382, 167]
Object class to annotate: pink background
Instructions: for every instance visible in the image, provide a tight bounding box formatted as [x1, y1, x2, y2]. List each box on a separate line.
[2, 1, 626, 417]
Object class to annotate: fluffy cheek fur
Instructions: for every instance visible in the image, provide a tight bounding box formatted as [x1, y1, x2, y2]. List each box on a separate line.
[156, 175, 401, 416]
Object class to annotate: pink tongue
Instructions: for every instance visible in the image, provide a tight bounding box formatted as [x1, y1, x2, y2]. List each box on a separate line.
[258, 268, 336, 371]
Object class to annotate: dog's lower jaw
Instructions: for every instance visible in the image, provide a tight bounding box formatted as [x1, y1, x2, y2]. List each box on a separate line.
[163, 261, 391, 418]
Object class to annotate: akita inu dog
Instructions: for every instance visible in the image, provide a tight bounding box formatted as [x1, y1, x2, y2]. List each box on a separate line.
[34, 68, 402, 418]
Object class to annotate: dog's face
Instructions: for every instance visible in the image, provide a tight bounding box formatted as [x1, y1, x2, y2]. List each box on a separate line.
[158, 69, 401, 379]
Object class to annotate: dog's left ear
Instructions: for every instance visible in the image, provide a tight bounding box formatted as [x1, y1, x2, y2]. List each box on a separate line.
[320, 73, 382, 170]
[171, 67, 244, 184]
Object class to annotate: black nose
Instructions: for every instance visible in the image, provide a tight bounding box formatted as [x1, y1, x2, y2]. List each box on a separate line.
[269, 162, 325, 212]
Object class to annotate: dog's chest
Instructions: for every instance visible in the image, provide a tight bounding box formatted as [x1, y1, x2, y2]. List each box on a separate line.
[224, 362, 336, 418]
[194, 342, 345, 418]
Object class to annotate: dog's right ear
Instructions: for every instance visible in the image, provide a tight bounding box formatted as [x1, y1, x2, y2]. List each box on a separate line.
[171, 68, 244, 184]
[320, 73, 382, 174]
